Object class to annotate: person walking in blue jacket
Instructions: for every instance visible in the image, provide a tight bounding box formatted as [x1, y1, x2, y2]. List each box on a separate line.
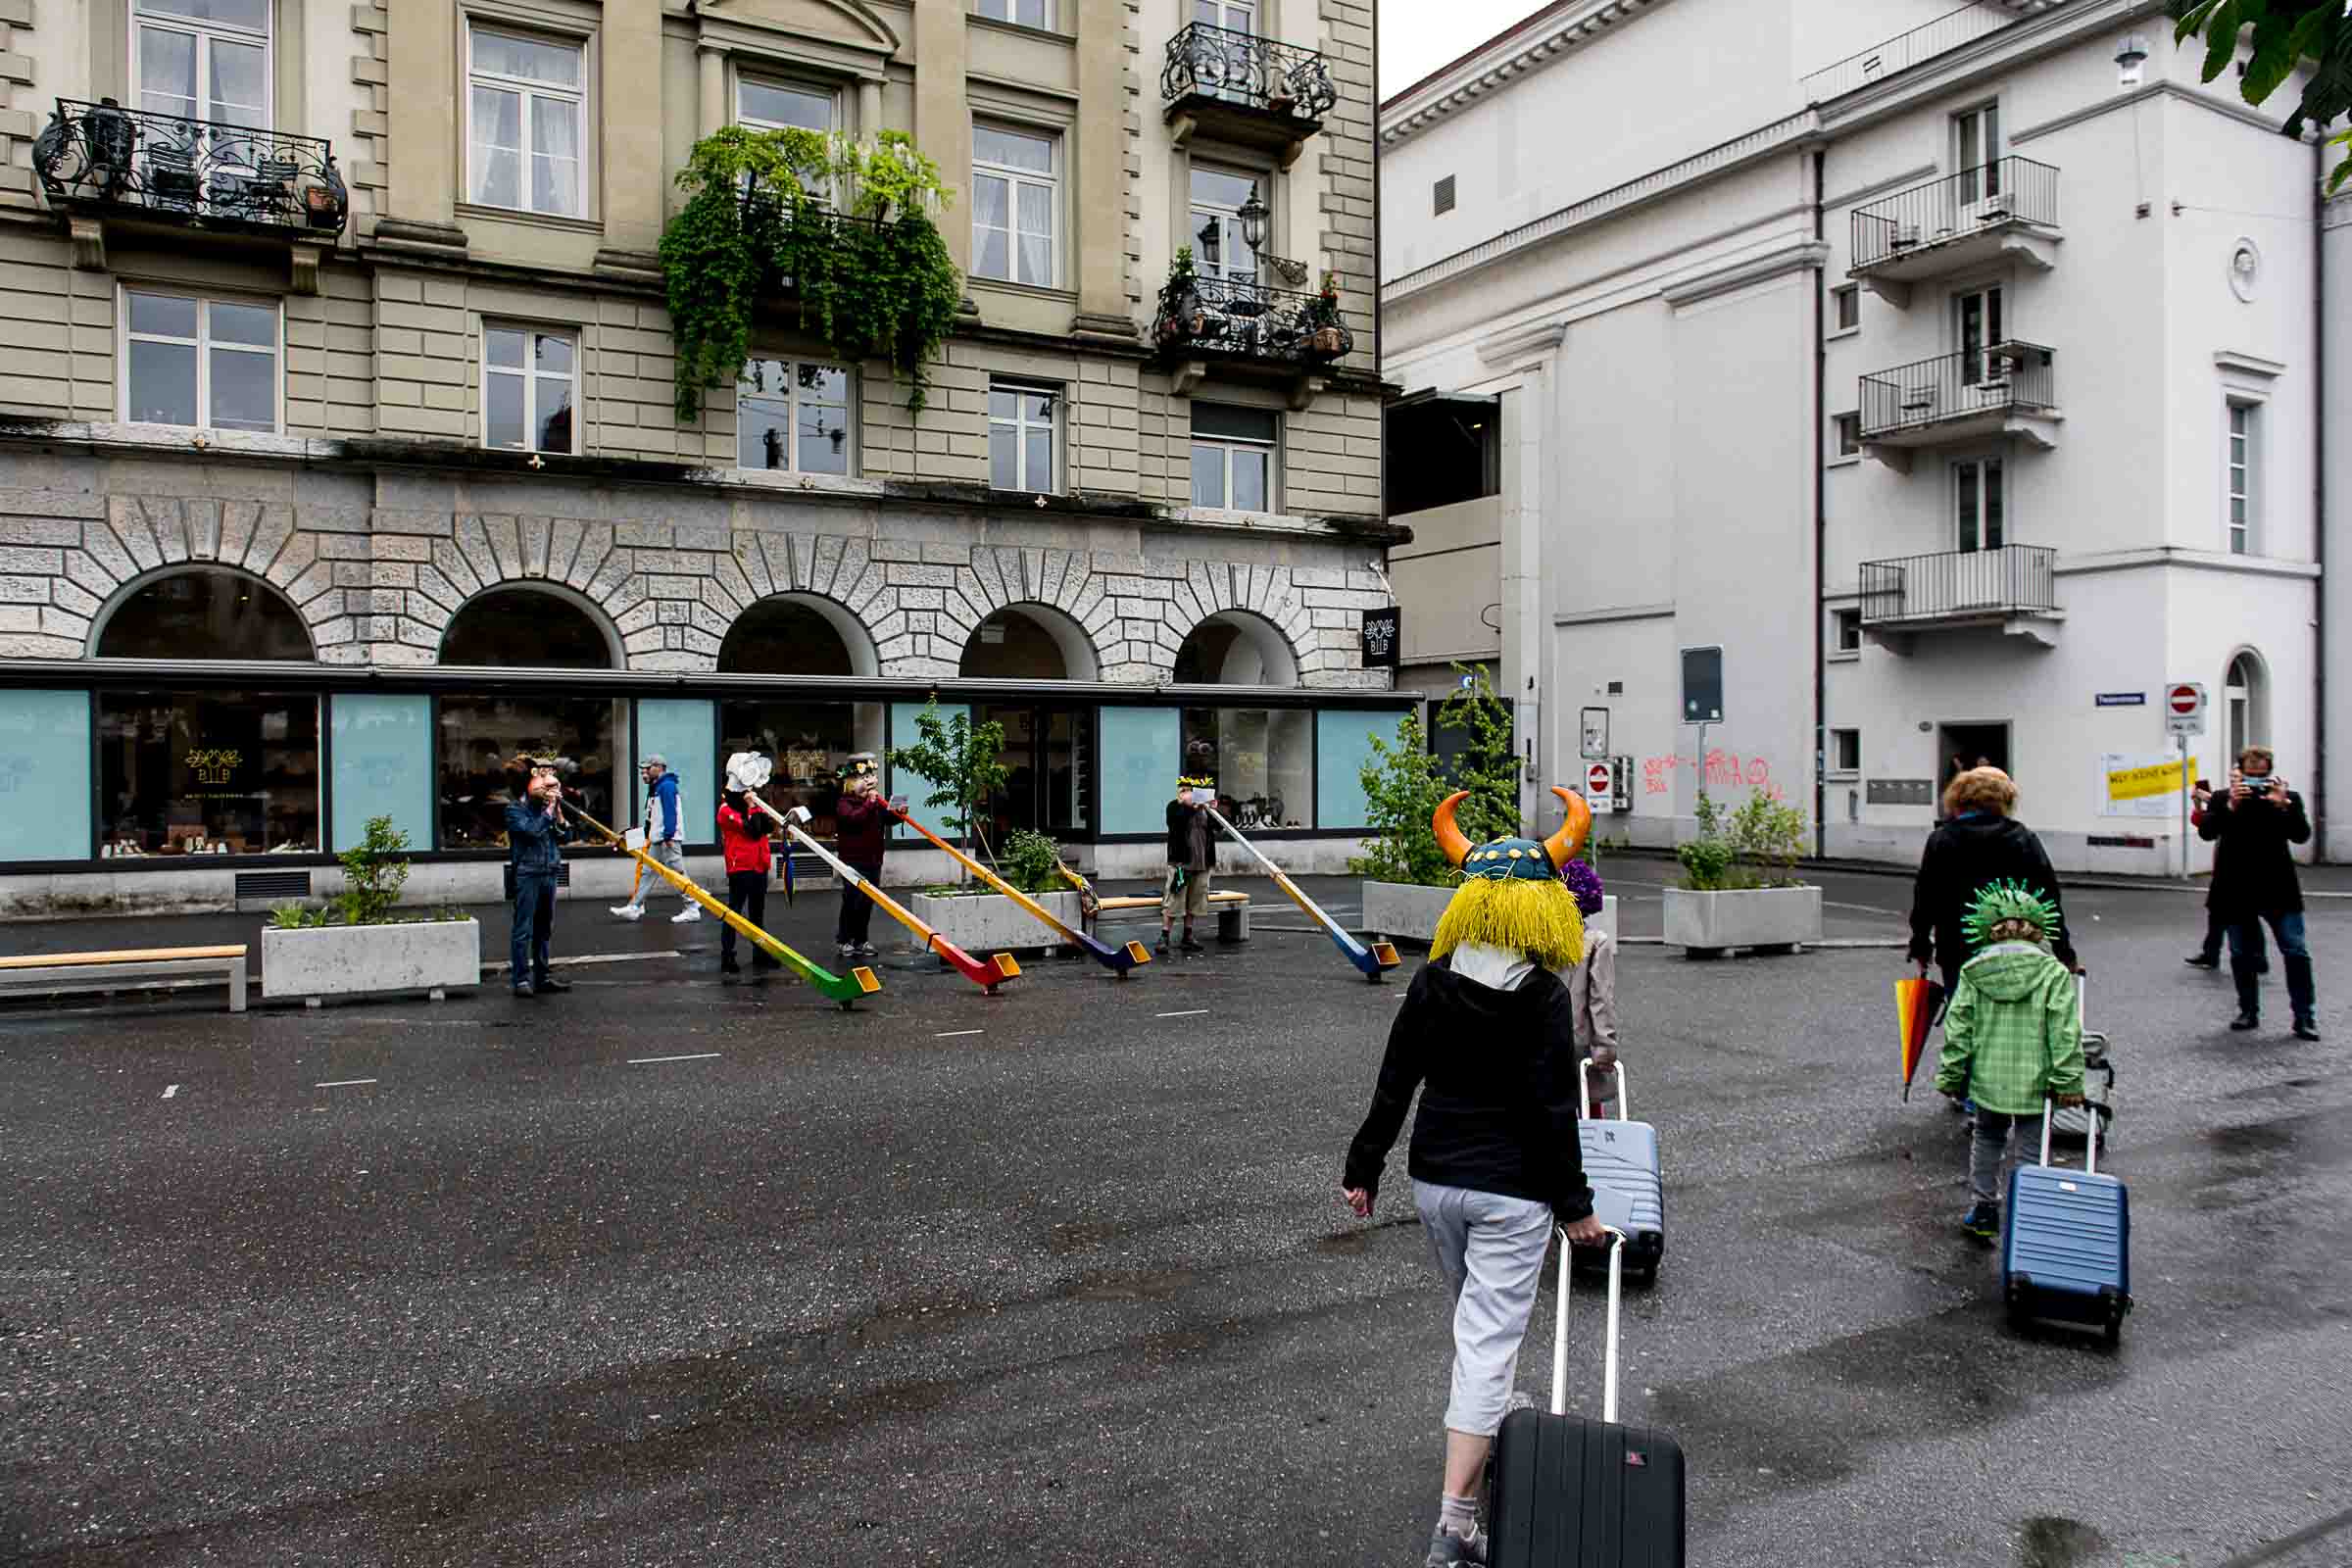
[507, 765, 577, 998]
[610, 755, 700, 924]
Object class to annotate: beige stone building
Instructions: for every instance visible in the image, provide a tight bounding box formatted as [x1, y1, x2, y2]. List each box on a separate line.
[0, 0, 1401, 911]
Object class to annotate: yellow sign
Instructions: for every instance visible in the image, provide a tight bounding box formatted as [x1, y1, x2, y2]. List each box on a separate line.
[2106, 758, 2186, 803]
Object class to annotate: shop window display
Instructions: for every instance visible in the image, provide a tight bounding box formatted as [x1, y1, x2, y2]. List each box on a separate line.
[436, 696, 620, 849]
[98, 691, 319, 856]
[717, 700, 883, 841]
[1182, 707, 1309, 830]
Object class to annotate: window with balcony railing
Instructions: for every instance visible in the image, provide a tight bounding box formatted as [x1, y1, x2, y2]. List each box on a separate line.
[33, 98, 347, 236]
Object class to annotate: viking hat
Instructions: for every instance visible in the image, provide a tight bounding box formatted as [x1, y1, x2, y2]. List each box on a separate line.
[1428, 787, 1592, 972]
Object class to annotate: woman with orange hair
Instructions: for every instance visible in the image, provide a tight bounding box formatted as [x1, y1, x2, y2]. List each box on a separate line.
[1340, 788, 1606, 1568]
[1907, 765, 2080, 997]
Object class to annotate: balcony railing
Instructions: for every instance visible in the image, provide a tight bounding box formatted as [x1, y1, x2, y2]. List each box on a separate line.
[1852, 157, 2059, 271]
[1800, 1, 2047, 103]
[1161, 23, 1339, 122]
[1859, 343, 2055, 440]
[1859, 545, 2056, 625]
[1152, 273, 1352, 365]
[32, 99, 346, 237]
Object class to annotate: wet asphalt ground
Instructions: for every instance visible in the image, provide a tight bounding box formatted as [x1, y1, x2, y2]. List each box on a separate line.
[2, 864, 2348, 1567]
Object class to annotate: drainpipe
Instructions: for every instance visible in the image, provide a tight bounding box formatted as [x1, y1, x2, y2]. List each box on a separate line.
[1812, 147, 1829, 860]
[2314, 143, 2328, 856]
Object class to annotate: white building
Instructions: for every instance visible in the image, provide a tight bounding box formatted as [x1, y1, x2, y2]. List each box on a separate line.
[1379, 0, 2348, 873]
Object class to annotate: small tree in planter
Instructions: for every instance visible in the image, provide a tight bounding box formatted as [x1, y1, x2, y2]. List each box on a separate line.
[1666, 787, 1820, 956]
[886, 699, 1010, 885]
[335, 814, 415, 927]
[261, 814, 479, 1003]
[1153, 245, 1204, 349]
[1351, 670, 1521, 944]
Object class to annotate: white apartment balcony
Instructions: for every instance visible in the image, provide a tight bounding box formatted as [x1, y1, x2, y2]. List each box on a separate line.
[1848, 157, 2061, 306]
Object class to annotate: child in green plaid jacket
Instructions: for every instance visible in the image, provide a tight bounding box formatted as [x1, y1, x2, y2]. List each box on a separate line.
[1936, 881, 2085, 1242]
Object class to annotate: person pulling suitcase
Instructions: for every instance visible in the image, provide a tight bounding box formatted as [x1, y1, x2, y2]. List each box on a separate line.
[1341, 787, 1604, 1568]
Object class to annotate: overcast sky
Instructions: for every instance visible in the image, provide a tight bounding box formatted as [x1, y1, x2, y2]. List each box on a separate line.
[1378, 0, 1552, 102]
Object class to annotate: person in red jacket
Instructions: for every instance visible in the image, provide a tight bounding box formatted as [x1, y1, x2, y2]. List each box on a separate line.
[715, 786, 779, 978]
[832, 754, 889, 961]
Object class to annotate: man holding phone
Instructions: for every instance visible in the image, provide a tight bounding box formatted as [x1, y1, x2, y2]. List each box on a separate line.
[2199, 746, 2319, 1040]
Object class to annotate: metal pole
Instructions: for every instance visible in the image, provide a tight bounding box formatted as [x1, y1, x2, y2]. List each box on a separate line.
[2180, 731, 2191, 881]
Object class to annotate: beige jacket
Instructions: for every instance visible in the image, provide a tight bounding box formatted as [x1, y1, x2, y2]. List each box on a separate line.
[1568, 928, 1620, 1104]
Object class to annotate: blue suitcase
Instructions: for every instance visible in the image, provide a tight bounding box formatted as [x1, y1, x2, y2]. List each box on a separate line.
[2002, 1100, 2131, 1343]
[1575, 1060, 1665, 1285]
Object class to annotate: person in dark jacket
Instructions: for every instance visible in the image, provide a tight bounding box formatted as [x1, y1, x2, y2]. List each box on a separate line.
[1908, 766, 2080, 995]
[505, 765, 577, 999]
[1343, 787, 1605, 1568]
[1159, 775, 1215, 956]
[2200, 746, 2319, 1040]
[2185, 778, 2230, 969]
[832, 754, 888, 961]
[715, 788, 780, 979]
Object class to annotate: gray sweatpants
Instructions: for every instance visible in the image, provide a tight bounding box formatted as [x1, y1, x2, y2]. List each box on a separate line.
[623, 839, 686, 910]
[1970, 1109, 2023, 1204]
[1413, 1179, 1554, 1437]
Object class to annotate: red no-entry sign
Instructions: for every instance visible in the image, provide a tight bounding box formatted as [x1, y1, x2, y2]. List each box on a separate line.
[2168, 685, 2200, 714]
[1587, 762, 1613, 796]
[2166, 681, 2206, 737]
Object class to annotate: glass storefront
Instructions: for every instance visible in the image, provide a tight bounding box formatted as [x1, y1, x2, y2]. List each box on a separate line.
[1316, 709, 1412, 832]
[0, 690, 92, 861]
[1183, 707, 1310, 829]
[95, 569, 313, 662]
[329, 693, 432, 852]
[718, 699, 885, 840]
[974, 703, 1091, 839]
[97, 690, 320, 856]
[1098, 706, 1178, 835]
[435, 695, 621, 849]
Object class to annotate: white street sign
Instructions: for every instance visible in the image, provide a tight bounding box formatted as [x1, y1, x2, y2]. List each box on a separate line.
[2164, 681, 2206, 737]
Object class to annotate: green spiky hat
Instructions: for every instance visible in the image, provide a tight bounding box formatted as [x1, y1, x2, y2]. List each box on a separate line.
[1960, 880, 2062, 949]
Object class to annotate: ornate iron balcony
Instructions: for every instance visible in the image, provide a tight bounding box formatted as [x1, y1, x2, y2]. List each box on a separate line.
[1859, 343, 2056, 443]
[1161, 23, 1339, 122]
[1851, 157, 2060, 273]
[1859, 545, 2056, 626]
[32, 99, 347, 238]
[1152, 273, 1352, 366]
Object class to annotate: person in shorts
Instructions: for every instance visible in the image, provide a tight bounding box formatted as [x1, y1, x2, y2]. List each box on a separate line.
[1158, 774, 1214, 956]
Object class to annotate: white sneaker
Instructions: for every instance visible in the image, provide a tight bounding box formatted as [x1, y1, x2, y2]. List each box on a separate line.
[671, 906, 703, 923]
[610, 905, 643, 920]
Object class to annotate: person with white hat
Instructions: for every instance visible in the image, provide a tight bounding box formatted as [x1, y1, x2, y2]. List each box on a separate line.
[610, 754, 700, 923]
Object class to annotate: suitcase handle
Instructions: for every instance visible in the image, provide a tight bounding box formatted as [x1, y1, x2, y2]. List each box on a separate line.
[2038, 1097, 2100, 1176]
[1549, 1223, 1629, 1424]
[1575, 1056, 1628, 1121]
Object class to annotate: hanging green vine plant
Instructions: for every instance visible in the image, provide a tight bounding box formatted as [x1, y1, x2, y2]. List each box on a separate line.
[660, 127, 962, 421]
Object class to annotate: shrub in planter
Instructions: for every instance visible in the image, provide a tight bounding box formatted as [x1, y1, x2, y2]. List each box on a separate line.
[1666, 789, 1820, 955]
[260, 816, 479, 1002]
[1354, 665, 1528, 944]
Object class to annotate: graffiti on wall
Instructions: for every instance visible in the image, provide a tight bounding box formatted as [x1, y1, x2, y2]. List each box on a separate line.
[1640, 748, 1787, 801]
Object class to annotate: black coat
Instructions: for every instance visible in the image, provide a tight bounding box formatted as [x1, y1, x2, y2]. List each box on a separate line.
[1343, 959, 1594, 1220]
[2199, 787, 2310, 917]
[1907, 813, 2078, 979]
[1164, 799, 1214, 869]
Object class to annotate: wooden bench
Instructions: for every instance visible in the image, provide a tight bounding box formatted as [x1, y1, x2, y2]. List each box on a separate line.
[0, 945, 250, 1012]
[1091, 889, 1250, 943]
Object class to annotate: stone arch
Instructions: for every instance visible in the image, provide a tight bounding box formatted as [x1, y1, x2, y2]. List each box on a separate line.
[437, 581, 622, 668]
[1172, 607, 1301, 686]
[719, 592, 881, 677]
[88, 564, 317, 661]
[960, 600, 1102, 680]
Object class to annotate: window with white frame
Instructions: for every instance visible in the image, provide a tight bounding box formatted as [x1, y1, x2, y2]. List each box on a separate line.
[1953, 102, 2001, 202]
[989, 381, 1060, 493]
[739, 359, 851, 475]
[972, 124, 1058, 287]
[2228, 401, 2258, 555]
[1954, 457, 2003, 552]
[976, 0, 1054, 26]
[123, 289, 278, 433]
[737, 77, 834, 134]
[482, 324, 577, 454]
[134, 0, 270, 130]
[1191, 402, 1278, 512]
[1833, 608, 1862, 655]
[1834, 413, 1862, 457]
[1832, 283, 1859, 334]
[1189, 165, 1263, 283]
[1830, 727, 1861, 775]
[466, 24, 586, 218]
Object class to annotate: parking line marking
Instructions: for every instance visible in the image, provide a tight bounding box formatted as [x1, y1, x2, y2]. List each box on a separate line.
[162, 1084, 179, 1099]
[1156, 1008, 1210, 1018]
[628, 1053, 720, 1064]
[935, 1029, 985, 1038]
[315, 1078, 377, 1089]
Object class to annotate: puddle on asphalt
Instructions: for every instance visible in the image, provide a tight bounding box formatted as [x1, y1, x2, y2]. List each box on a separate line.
[2018, 1516, 2108, 1568]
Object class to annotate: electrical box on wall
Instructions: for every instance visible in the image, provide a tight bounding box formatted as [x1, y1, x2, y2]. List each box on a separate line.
[1611, 756, 1633, 813]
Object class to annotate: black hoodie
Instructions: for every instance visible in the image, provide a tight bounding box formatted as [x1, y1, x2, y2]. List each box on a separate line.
[1907, 812, 2078, 979]
[1343, 958, 1593, 1219]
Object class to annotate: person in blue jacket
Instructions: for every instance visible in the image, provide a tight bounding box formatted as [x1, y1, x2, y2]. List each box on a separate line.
[610, 755, 699, 924]
[507, 763, 577, 998]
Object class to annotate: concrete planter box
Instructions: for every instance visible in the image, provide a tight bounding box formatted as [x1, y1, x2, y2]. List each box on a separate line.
[261, 918, 481, 1004]
[1662, 886, 1821, 956]
[1365, 882, 1618, 946]
[908, 890, 1082, 953]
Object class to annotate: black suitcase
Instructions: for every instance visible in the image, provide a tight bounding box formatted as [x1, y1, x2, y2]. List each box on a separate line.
[1488, 1227, 1686, 1567]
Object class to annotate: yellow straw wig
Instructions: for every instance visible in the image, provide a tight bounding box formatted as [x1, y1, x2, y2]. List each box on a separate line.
[1430, 875, 1586, 973]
